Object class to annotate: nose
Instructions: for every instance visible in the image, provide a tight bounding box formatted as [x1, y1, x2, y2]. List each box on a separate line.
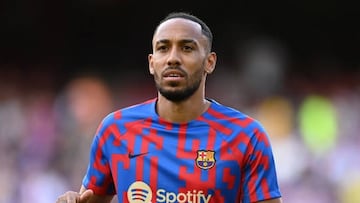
[167, 47, 181, 66]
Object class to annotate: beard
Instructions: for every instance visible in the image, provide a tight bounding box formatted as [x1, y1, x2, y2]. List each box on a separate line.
[154, 67, 203, 102]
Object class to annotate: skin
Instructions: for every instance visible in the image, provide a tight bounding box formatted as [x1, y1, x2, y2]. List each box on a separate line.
[148, 18, 216, 123]
[56, 17, 282, 203]
[56, 186, 113, 203]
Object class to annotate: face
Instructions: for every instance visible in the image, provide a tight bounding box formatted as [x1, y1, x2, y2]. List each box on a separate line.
[148, 18, 216, 102]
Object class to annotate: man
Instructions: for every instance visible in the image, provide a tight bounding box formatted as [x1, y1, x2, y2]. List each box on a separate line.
[56, 12, 282, 203]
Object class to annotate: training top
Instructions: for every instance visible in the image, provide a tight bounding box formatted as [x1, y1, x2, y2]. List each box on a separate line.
[82, 98, 281, 203]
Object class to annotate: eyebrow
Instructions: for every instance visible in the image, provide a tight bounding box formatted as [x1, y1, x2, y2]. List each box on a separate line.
[155, 39, 198, 45]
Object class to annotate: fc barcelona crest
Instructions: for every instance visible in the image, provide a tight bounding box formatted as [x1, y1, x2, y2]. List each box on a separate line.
[195, 150, 216, 170]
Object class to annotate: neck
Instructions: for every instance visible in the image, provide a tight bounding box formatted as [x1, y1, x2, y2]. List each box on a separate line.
[156, 94, 210, 123]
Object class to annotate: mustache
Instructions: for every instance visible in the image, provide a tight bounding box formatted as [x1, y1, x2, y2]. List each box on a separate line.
[162, 66, 187, 76]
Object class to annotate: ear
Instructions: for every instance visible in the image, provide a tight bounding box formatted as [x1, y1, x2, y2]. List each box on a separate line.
[204, 52, 217, 74]
[148, 54, 154, 75]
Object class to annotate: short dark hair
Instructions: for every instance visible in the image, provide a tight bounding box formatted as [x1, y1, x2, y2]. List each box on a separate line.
[155, 12, 213, 52]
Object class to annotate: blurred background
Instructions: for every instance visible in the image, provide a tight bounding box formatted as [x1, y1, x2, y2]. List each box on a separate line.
[1, 1, 359, 202]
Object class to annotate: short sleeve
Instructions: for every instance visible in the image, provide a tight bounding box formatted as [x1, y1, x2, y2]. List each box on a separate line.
[241, 124, 282, 202]
[82, 122, 116, 195]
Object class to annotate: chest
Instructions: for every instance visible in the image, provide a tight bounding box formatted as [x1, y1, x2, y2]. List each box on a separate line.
[108, 123, 248, 185]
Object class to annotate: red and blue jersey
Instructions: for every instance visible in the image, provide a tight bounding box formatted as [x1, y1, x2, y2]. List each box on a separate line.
[82, 98, 281, 203]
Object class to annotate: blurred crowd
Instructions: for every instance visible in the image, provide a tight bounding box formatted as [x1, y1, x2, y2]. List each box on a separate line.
[0, 39, 359, 203]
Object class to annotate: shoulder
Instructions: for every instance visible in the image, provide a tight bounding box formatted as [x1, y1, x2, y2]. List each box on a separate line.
[98, 98, 157, 130]
[207, 99, 266, 132]
[209, 101, 275, 154]
[208, 99, 257, 123]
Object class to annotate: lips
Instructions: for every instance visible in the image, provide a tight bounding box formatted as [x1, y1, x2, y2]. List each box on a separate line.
[162, 68, 185, 78]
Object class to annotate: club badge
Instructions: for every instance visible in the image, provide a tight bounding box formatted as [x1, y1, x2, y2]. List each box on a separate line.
[195, 150, 216, 170]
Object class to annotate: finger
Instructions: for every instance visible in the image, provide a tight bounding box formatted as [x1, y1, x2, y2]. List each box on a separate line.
[79, 189, 94, 202]
[56, 197, 67, 203]
[66, 194, 77, 203]
[56, 191, 80, 203]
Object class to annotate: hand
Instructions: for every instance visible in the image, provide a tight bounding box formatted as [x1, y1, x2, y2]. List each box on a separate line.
[56, 189, 93, 203]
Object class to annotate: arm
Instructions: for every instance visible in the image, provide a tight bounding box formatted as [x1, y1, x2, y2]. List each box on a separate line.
[241, 124, 282, 202]
[81, 117, 117, 202]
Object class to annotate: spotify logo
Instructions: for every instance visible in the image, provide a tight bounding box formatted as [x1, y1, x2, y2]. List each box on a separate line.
[127, 181, 153, 203]
[127, 181, 212, 203]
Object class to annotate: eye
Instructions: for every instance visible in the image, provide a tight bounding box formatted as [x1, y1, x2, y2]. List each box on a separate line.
[156, 45, 168, 52]
[182, 45, 194, 52]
